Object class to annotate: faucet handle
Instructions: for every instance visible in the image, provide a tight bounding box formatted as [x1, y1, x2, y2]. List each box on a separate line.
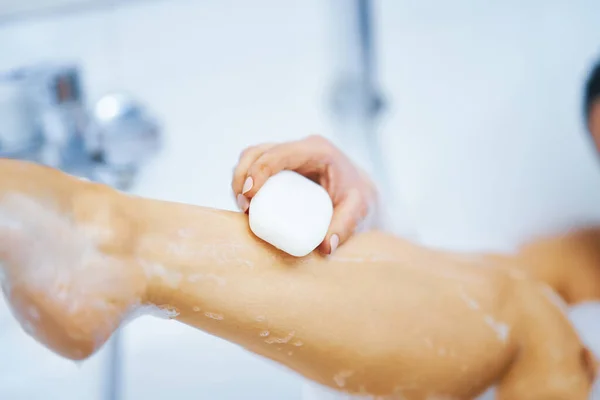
[85, 93, 162, 190]
[0, 62, 87, 168]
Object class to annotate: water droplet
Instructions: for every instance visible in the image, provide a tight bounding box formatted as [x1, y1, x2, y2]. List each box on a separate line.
[204, 312, 224, 320]
[188, 273, 203, 283]
[333, 370, 353, 388]
[178, 229, 192, 238]
[28, 306, 40, 321]
[160, 305, 180, 319]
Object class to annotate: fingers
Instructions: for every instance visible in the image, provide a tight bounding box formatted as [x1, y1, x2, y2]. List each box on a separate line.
[232, 136, 333, 212]
[232, 136, 371, 254]
[242, 139, 328, 199]
[319, 188, 369, 255]
[232, 143, 276, 211]
[232, 143, 276, 195]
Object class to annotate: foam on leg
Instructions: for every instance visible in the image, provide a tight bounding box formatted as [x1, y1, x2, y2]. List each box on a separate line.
[0, 193, 146, 360]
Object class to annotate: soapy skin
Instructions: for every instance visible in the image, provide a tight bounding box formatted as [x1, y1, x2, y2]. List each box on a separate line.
[0, 159, 598, 399]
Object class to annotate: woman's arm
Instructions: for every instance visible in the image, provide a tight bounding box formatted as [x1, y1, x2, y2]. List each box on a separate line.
[0, 159, 595, 399]
[465, 229, 600, 307]
[509, 229, 600, 305]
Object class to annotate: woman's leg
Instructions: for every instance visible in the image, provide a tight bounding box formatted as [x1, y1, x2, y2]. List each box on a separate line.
[0, 159, 595, 399]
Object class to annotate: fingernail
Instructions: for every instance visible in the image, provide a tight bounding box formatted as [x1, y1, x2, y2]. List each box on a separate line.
[329, 234, 339, 254]
[237, 194, 249, 212]
[242, 177, 253, 194]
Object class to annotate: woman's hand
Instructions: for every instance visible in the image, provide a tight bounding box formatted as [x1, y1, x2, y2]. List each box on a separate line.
[232, 135, 378, 254]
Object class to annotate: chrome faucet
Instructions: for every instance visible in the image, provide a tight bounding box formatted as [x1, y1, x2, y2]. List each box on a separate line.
[0, 62, 161, 190]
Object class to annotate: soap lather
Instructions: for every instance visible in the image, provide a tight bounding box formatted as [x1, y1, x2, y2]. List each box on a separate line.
[248, 171, 334, 257]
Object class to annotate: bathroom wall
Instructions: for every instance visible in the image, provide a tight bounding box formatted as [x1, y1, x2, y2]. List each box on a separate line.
[1, 0, 600, 399]
[376, 0, 600, 252]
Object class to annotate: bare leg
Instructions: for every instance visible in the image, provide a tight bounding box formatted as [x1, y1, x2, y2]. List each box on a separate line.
[0, 159, 595, 399]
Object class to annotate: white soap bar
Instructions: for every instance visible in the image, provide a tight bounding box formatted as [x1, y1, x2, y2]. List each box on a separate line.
[248, 170, 334, 257]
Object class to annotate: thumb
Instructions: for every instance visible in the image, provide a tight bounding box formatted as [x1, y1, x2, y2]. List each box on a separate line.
[319, 189, 368, 255]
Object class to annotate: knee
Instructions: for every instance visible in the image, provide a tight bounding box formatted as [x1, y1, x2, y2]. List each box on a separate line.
[1, 187, 145, 360]
[70, 184, 139, 254]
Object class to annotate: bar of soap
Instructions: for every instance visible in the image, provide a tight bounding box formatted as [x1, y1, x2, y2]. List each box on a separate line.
[248, 171, 334, 257]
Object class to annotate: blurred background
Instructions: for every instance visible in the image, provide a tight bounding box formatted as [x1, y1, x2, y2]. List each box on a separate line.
[1, 0, 600, 399]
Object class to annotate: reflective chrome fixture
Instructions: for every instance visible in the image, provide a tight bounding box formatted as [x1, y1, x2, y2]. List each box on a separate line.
[0, 62, 161, 190]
